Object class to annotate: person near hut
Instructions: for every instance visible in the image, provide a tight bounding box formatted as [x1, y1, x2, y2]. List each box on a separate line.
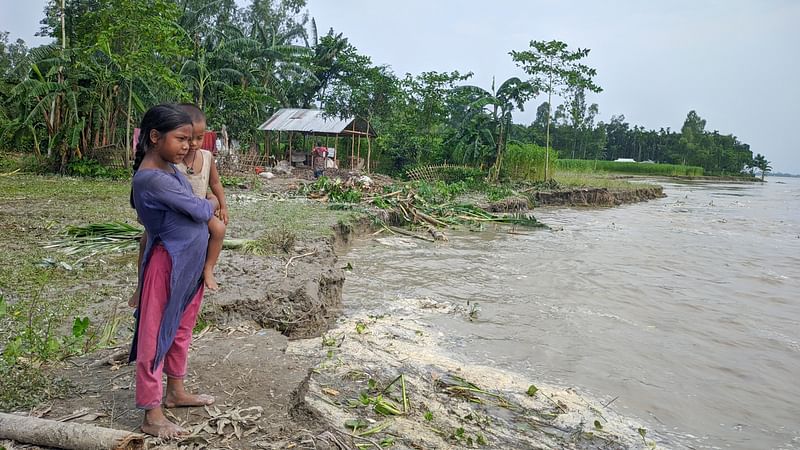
[312, 141, 328, 178]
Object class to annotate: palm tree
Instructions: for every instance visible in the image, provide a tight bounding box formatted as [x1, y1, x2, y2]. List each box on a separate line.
[751, 153, 772, 181]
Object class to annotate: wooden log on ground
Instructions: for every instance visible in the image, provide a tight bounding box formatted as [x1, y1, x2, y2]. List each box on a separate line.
[0, 412, 143, 450]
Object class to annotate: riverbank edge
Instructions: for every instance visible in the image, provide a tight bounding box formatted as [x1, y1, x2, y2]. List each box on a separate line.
[268, 185, 666, 448]
[0, 175, 665, 449]
[533, 185, 665, 207]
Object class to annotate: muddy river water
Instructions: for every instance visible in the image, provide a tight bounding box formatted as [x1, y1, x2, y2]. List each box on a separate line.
[341, 177, 800, 449]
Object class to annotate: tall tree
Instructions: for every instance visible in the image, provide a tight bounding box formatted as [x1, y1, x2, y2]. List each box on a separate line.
[0, 32, 28, 81]
[511, 40, 602, 179]
[322, 48, 398, 172]
[88, 0, 188, 165]
[679, 110, 706, 166]
[566, 86, 586, 159]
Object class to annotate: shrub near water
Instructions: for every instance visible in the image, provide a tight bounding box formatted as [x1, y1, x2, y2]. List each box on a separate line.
[557, 159, 704, 176]
[502, 143, 558, 182]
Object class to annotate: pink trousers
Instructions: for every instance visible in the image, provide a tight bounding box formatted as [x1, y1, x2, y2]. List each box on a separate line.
[135, 244, 203, 409]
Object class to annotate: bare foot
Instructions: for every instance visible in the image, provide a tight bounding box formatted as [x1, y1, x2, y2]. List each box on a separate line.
[203, 269, 219, 291]
[164, 391, 215, 409]
[141, 408, 188, 439]
[128, 287, 140, 308]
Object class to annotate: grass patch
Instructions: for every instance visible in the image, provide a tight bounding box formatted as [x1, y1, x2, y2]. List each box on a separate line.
[0, 175, 137, 296]
[0, 363, 73, 411]
[557, 159, 704, 176]
[239, 225, 297, 255]
[554, 170, 660, 191]
[227, 195, 361, 241]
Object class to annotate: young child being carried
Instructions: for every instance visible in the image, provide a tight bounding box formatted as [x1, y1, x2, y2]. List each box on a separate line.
[130, 104, 227, 306]
[175, 104, 227, 291]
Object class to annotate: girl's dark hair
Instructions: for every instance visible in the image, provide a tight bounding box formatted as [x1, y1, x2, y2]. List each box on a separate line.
[130, 104, 193, 208]
[178, 103, 206, 125]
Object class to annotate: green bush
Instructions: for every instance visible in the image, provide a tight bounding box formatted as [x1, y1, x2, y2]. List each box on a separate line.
[435, 166, 486, 184]
[502, 143, 558, 182]
[413, 180, 470, 203]
[301, 176, 363, 203]
[0, 153, 54, 174]
[66, 158, 130, 179]
[484, 185, 516, 201]
[220, 175, 247, 187]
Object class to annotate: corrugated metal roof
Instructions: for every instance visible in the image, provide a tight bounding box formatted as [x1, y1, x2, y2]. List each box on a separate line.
[257, 108, 375, 136]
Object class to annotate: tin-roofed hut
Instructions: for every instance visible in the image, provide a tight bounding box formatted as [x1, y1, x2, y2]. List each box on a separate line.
[257, 108, 377, 171]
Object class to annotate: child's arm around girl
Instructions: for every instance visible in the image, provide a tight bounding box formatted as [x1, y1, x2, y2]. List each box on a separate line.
[207, 159, 228, 225]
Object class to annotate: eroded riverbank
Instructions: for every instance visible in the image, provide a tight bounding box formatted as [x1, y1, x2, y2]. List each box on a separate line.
[1, 173, 670, 449]
[338, 177, 800, 449]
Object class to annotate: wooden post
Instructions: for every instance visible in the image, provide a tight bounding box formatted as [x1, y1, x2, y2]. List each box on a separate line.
[288, 132, 293, 162]
[366, 122, 372, 174]
[334, 135, 339, 168]
[357, 134, 362, 170]
[350, 123, 356, 169]
[265, 131, 270, 164]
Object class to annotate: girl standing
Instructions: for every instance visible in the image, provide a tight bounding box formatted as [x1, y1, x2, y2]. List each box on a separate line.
[129, 104, 216, 438]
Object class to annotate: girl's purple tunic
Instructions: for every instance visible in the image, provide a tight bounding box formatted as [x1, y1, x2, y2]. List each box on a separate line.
[129, 167, 213, 368]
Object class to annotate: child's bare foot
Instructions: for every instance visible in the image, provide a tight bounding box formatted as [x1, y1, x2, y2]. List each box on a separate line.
[141, 407, 188, 439]
[128, 287, 140, 308]
[203, 269, 219, 291]
[164, 391, 215, 408]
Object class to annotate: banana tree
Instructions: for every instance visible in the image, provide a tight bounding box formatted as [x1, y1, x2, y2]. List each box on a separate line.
[179, 43, 245, 109]
[451, 76, 535, 180]
[244, 18, 313, 106]
[10, 45, 84, 168]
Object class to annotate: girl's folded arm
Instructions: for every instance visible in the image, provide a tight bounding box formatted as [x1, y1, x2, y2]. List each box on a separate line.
[142, 174, 213, 223]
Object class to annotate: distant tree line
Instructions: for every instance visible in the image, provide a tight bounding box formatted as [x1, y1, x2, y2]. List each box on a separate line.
[0, 0, 762, 178]
[511, 108, 756, 176]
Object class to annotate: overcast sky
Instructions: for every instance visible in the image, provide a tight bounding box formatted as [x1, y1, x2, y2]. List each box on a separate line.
[2, 0, 798, 173]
